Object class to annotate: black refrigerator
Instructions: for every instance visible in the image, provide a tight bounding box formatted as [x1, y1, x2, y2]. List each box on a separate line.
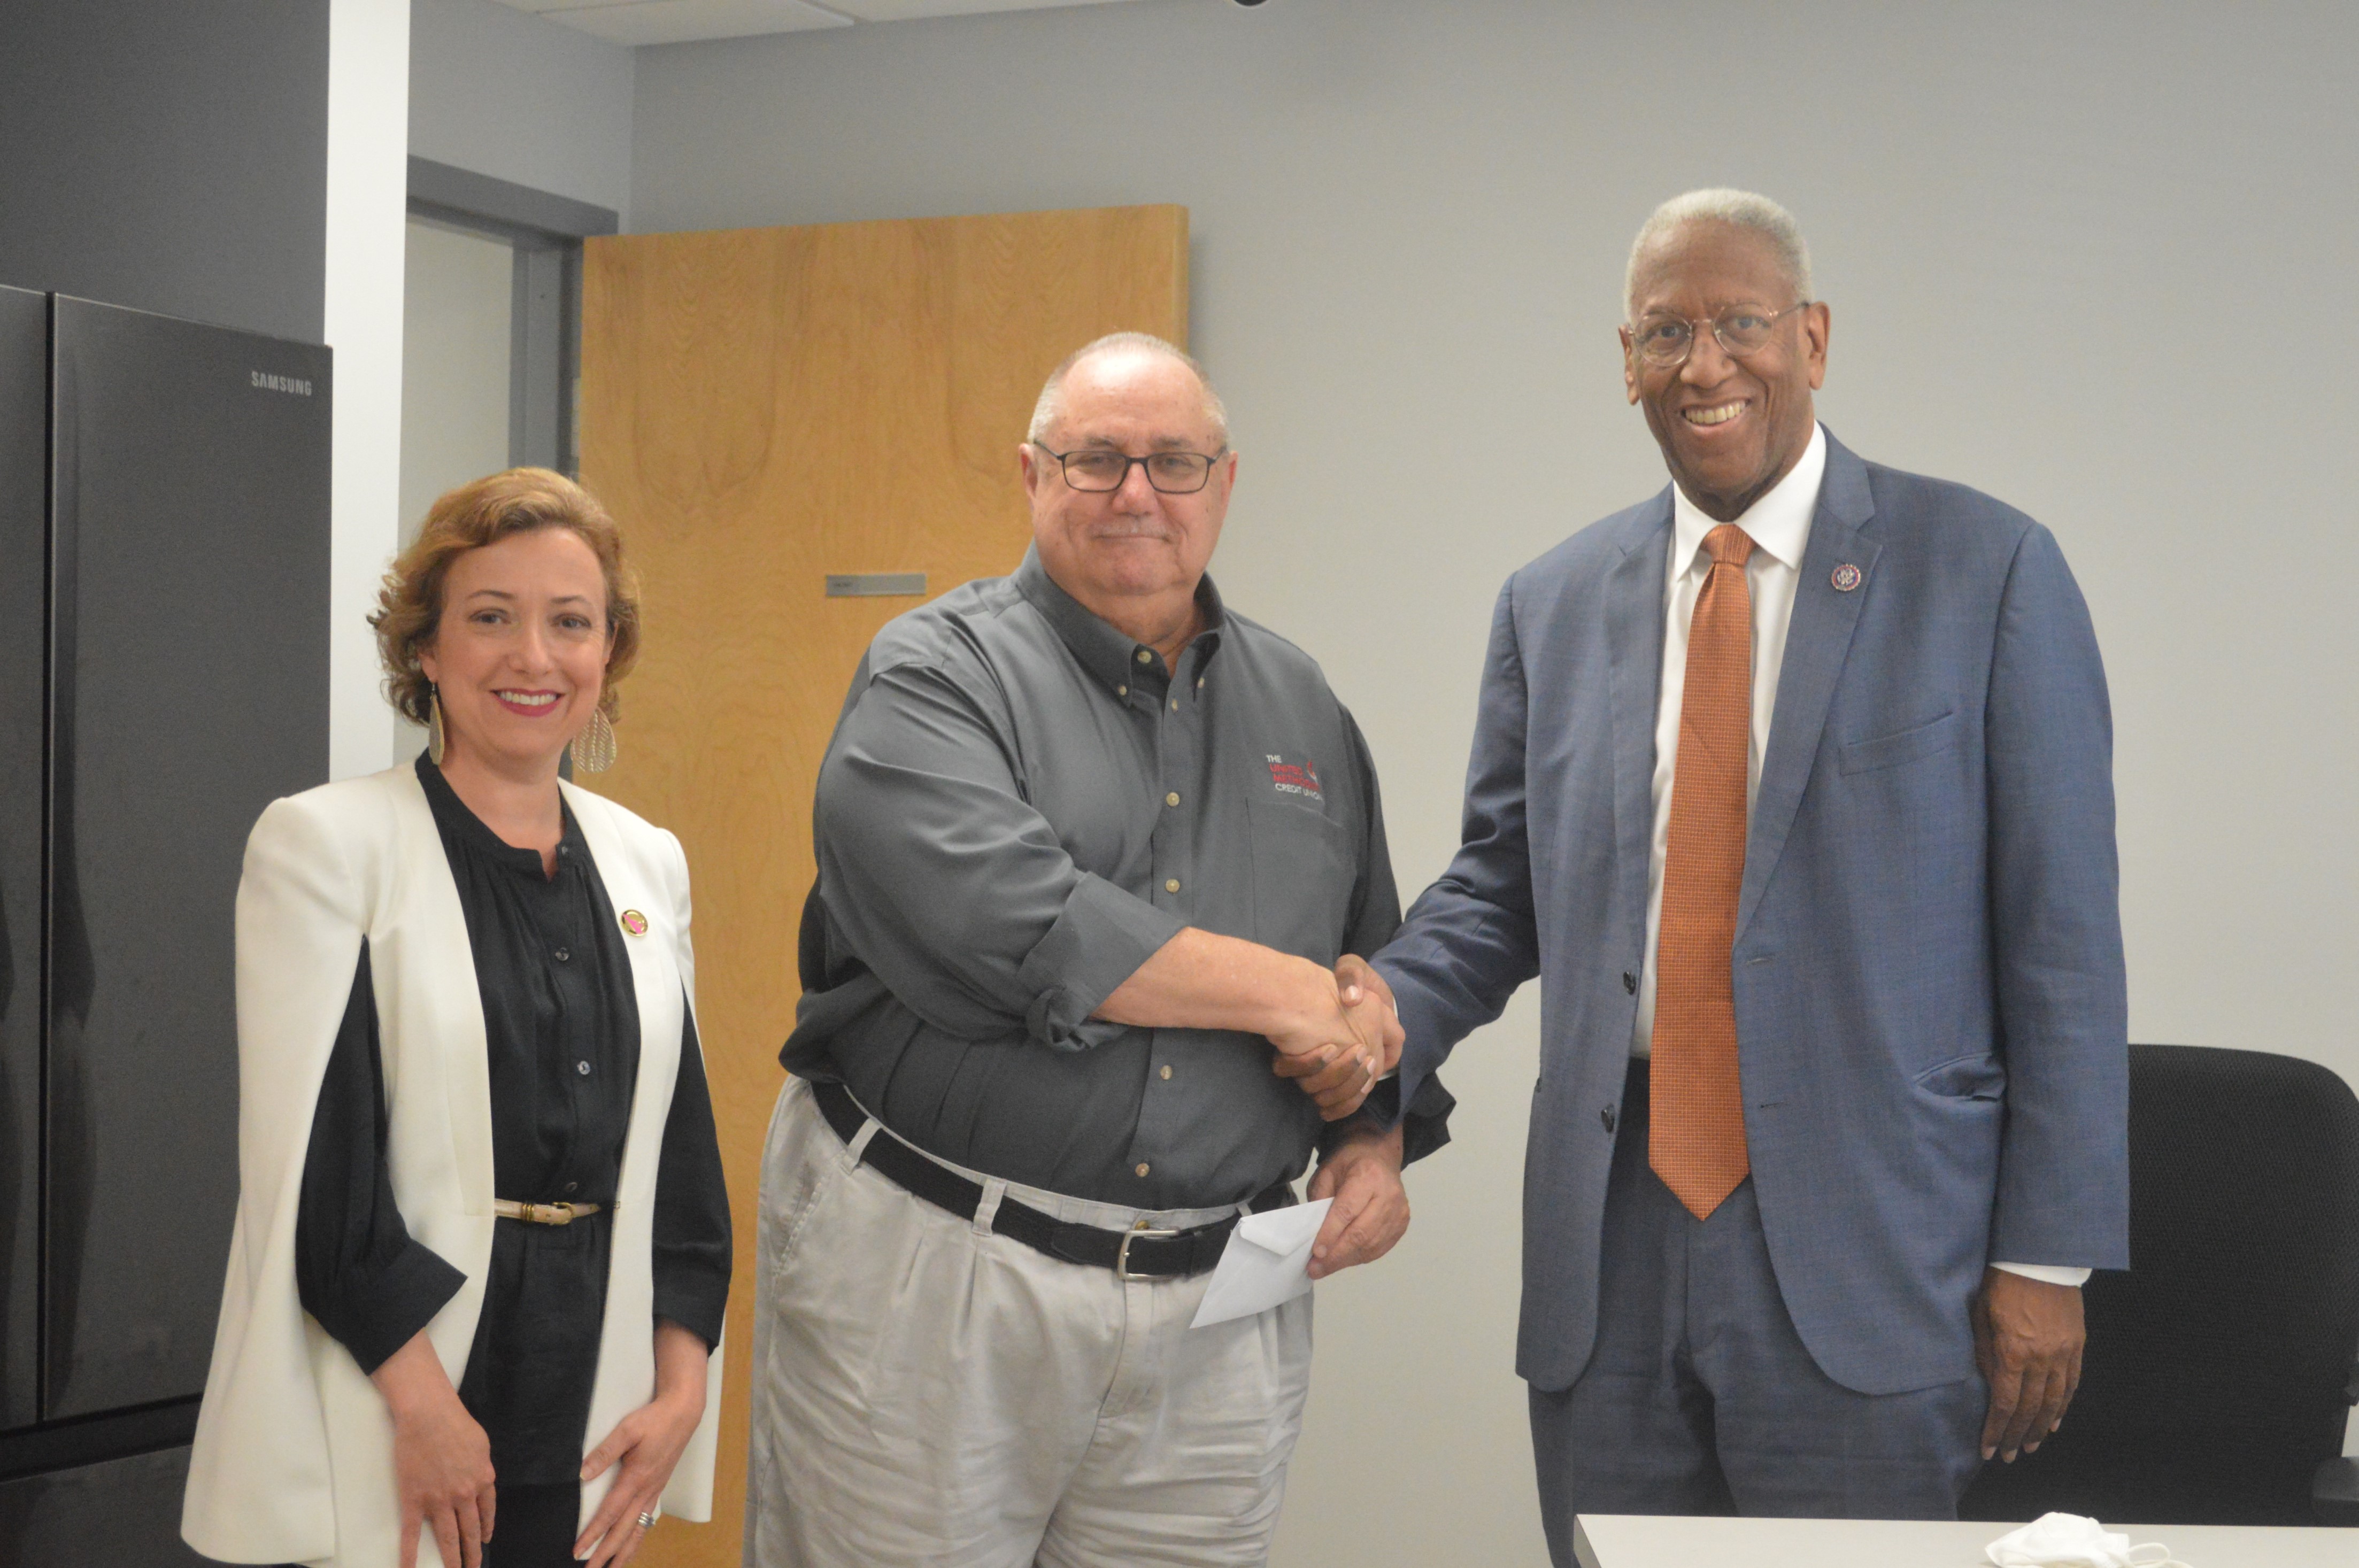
[0, 285, 330, 1563]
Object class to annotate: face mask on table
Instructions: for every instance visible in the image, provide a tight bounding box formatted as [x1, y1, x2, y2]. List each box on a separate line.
[1984, 1512, 2187, 1568]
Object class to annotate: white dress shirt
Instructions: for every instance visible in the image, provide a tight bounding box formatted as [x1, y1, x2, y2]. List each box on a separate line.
[1628, 424, 2085, 1288]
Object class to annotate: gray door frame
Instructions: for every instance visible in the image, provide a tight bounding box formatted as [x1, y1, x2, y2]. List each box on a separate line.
[404, 158, 617, 478]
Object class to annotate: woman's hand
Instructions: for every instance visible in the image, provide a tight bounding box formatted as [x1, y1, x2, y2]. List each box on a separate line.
[369, 1331, 497, 1568]
[573, 1319, 711, 1567]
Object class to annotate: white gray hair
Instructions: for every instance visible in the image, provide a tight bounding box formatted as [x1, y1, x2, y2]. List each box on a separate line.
[1625, 188, 1814, 318]
[1027, 331, 1230, 447]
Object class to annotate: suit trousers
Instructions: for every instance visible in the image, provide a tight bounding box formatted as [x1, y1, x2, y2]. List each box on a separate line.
[1528, 1060, 1984, 1562]
[744, 1077, 1314, 1568]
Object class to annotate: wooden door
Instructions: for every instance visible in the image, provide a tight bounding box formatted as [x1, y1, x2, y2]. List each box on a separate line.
[578, 205, 1188, 1567]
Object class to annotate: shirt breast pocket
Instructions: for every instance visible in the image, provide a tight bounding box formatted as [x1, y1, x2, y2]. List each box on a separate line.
[1246, 798, 1355, 960]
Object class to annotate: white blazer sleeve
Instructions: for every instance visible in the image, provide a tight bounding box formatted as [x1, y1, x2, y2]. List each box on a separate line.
[182, 791, 373, 1564]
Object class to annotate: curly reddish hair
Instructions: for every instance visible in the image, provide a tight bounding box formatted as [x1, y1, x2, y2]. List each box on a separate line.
[369, 468, 641, 727]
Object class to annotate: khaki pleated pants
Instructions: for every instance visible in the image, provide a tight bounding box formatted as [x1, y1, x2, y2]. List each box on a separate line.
[744, 1077, 1315, 1568]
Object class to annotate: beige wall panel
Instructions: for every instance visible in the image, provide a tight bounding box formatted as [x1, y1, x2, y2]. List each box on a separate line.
[579, 203, 1186, 1568]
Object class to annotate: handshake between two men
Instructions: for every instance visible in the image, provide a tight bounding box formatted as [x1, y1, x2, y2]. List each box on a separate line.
[1095, 928, 1410, 1281]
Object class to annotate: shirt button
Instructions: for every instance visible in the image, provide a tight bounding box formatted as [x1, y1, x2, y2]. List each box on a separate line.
[554, 947, 571, 963]
[1160, 1064, 1173, 1080]
[1165, 792, 1180, 807]
[1168, 698, 1178, 712]
[576, 1060, 591, 1076]
[1116, 684, 1128, 697]
[564, 1180, 579, 1194]
[1135, 1162, 1151, 1177]
[1136, 648, 1152, 665]
[1196, 677, 1205, 689]
[1165, 878, 1181, 893]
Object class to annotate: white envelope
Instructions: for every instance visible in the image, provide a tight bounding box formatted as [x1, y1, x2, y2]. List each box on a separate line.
[1189, 1198, 1333, 1328]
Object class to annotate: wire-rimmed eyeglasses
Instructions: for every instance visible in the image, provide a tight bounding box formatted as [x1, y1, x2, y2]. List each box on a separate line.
[1032, 444, 1226, 495]
[1626, 302, 1812, 368]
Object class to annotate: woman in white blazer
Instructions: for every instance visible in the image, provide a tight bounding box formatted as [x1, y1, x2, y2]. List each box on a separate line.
[183, 469, 729, 1568]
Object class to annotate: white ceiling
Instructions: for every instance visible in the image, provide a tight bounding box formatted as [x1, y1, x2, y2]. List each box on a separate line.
[495, 0, 1141, 49]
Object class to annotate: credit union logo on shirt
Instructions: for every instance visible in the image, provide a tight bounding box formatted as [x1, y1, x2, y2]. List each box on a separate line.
[1265, 755, 1323, 805]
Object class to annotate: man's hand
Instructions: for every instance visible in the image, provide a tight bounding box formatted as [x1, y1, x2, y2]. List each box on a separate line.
[1274, 952, 1396, 1113]
[1093, 931, 1401, 1118]
[1271, 1042, 1380, 1119]
[1260, 963, 1394, 1066]
[1973, 1266, 2085, 1462]
[1269, 955, 1403, 1119]
[1305, 1121, 1409, 1279]
[1335, 954, 1403, 1075]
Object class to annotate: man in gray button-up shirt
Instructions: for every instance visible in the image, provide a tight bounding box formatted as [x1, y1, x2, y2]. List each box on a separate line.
[746, 333, 1449, 1567]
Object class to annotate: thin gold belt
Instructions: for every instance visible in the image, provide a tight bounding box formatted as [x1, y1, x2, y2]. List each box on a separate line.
[492, 1200, 604, 1225]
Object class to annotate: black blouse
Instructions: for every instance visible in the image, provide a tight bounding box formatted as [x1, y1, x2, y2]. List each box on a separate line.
[292, 756, 730, 1484]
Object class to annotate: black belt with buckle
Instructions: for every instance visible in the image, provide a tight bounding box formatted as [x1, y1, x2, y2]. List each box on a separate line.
[812, 1078, 1291, 1280]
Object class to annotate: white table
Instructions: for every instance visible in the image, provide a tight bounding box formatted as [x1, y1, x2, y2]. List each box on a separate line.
[1572, 1513, 2355, 1567]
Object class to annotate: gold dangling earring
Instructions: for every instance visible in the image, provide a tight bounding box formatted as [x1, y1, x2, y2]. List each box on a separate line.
[572, 704, 617, 773]
[427, 683, 447, 766]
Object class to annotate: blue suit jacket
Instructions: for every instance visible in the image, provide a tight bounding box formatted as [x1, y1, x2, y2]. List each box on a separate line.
[1375, 432, 2129, 1396]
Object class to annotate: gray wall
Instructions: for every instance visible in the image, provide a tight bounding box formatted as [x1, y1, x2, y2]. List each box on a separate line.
[410, 0, 636, 225]
[632, 1, 2359, 1559]
[0, 0, 328, 343]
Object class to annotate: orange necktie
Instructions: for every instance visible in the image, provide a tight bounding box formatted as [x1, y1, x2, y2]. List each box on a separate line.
[1651, 522, 1755, 1220]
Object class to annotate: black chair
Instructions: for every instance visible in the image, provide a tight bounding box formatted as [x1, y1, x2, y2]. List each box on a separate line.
[1961, 1044, 2359, 1526]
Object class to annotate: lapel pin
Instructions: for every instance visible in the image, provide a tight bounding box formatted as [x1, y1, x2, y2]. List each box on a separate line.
[619, 909, 649, 937]
[1831, 563, 1863, 592]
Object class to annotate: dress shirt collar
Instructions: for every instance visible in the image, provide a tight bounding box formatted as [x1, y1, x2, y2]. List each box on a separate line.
[1013, 543, 1228, 691]
[1669, 421, 1827, 580]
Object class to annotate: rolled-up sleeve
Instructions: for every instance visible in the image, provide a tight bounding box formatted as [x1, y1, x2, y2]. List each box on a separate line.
[816, 660, 1184, 1051]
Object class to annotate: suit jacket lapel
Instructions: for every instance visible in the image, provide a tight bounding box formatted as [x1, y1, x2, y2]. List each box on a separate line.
[1608, 493, 1674, 905]
[1738, 435, 1880, 941]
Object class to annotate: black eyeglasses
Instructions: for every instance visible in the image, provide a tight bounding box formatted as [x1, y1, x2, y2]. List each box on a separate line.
[1626, 302, 1811, 368]
[1032, 444, 1227, 495]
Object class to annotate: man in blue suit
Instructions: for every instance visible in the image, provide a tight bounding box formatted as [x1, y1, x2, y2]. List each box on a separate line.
[1366, 190, 2128, 1549]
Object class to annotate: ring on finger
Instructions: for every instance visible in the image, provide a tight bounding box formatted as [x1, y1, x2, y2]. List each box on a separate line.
[636, 1511, 658, 1529]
